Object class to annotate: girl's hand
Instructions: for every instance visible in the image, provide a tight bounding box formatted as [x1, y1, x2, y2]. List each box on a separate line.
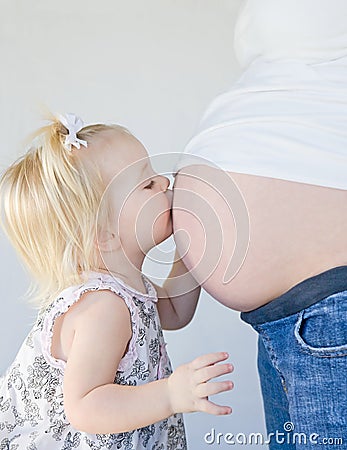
[167, 352, 233, 415]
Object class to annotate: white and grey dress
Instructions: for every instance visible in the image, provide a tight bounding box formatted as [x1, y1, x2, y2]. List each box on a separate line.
[0, 271, 187, 449]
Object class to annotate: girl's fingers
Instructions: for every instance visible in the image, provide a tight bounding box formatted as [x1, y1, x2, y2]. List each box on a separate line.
[198, 398, 232, 416]
[196, 380, 234, 398]
[191, 352, 229, 370]
[195, 363, 233, 384]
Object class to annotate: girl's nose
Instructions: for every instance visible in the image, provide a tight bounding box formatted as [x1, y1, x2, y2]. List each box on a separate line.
[158, 175, 170, 192]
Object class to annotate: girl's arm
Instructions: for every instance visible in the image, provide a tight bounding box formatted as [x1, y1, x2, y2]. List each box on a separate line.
[155, 249, 201, 330]
[63, 290, 233, 435]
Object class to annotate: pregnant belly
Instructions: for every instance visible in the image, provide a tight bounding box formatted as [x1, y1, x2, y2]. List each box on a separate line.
[172, 164, 347, 312]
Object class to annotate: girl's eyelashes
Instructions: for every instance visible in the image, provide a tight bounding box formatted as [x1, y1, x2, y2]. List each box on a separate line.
[144, 180, 155, 189]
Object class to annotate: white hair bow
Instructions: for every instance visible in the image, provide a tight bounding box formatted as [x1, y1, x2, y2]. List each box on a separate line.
[57, 113, 88, 151]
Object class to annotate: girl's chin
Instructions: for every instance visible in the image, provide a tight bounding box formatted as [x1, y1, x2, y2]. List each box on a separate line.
[148, 211, 173, 247]
[156, 223, 173, 246]
[160, 226, 173, 244]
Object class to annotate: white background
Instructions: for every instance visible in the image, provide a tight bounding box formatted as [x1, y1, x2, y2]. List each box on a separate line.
[0, 1, 267, 448]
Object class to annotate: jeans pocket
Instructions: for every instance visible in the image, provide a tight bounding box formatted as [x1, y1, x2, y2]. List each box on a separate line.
[294, 291, 347, 358]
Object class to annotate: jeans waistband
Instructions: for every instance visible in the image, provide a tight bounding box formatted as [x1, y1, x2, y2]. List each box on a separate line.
[240, 265, 347, 326]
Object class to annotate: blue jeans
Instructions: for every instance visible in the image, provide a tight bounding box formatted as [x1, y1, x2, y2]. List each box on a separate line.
[241, 266, 347, 449]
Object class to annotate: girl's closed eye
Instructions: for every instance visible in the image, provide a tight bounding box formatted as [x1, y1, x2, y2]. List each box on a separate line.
[144, 180, 155, 189]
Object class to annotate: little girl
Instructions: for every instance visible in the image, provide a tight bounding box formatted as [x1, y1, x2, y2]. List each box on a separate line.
[0, 114, 233, 449]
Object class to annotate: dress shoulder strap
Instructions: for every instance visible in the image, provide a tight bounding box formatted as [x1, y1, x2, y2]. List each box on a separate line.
[40, 272, 141, 372]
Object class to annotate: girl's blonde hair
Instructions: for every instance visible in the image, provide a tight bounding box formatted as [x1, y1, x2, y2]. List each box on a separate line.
[0, 115, 129, 309]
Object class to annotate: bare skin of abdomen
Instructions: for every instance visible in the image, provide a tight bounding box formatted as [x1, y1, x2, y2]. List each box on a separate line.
[172, 164, 347, 312]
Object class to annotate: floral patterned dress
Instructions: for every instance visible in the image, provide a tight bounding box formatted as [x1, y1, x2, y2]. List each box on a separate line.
[0, 271, 187, 449]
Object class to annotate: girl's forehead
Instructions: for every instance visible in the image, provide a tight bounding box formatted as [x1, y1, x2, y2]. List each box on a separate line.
[91, 130, 151, 182]
[97, 129, 147, 157]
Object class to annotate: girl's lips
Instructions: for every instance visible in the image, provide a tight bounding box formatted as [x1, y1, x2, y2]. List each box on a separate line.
[166, 189, 173, 222]
[166, 189, 173, 209]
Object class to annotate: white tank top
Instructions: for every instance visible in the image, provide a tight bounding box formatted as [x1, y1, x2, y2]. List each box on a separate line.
[176, 0, 347, 190]
[0, 271, 186, 449]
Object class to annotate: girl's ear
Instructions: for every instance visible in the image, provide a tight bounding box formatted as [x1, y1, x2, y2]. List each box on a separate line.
[95, 229, 120, 252]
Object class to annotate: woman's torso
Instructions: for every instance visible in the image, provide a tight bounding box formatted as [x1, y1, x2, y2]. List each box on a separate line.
[172, 167, 347, 312]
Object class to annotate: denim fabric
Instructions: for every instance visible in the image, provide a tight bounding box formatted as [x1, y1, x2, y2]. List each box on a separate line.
[241, 267, 347, 449]
[241, 266, 347, 325]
